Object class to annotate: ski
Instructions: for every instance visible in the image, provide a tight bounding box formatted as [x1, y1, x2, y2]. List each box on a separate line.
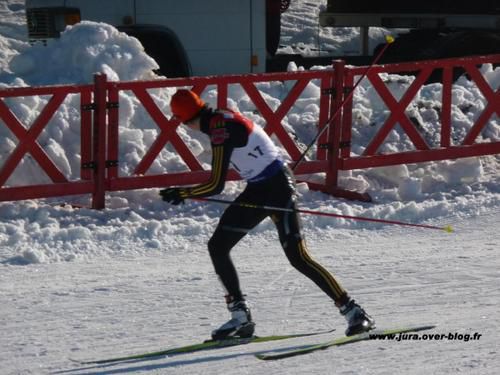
[255, 324, 436, 360]
[71, 328, 335, 365]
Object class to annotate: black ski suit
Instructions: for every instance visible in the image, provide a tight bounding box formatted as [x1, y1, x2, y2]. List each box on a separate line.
[176, 108, 349, 306]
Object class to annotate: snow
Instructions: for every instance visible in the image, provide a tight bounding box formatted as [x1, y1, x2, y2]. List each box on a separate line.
[1, 0, 499, 374]
[9, 21, 159, 85]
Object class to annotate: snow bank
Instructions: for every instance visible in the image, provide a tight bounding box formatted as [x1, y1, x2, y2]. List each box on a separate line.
[9, 21, 159, 86]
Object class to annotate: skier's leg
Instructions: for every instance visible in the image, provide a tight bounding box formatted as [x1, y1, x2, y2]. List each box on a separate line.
[208, 196, 267, 300]
[208, 190, 267, 339]
[272, 199, 349, 305]
[268, 166, 375, 335]
[273, 203, 375, 335]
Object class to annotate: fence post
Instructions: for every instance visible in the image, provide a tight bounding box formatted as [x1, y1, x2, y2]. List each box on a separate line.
[324, 61, 371, 202]
[325, 60, 345, 189]
[92, 73, 107, 209]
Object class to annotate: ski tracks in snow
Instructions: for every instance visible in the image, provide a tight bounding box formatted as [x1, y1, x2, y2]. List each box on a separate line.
[1, 212, 499, 374]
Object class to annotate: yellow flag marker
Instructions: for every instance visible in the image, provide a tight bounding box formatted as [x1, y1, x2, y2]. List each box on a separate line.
[385, 35, 395, 44]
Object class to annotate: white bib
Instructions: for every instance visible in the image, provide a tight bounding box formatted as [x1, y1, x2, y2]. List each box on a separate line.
[230, 125, 281, 180]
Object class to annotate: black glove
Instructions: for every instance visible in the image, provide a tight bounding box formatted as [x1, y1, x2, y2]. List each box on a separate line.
[159, 188, 185, 205]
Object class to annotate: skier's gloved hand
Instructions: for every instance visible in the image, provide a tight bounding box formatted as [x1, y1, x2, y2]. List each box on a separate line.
[159, 188, 185, 205]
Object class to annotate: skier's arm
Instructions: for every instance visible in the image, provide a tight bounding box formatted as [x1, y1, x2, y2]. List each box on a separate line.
[179, 142, 233, 198]
[161, 117, 247, 203]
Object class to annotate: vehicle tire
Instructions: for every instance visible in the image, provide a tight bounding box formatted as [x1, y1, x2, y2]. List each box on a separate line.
[119, 26, 191, 78]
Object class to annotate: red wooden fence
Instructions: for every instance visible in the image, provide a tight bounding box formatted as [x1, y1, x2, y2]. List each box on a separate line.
[0, 84, 95, 201]
[103, 70, 340, 206]
[337, 55, 500, 172]
[1, 55, 500, 208]
[0, 70, 339, 207]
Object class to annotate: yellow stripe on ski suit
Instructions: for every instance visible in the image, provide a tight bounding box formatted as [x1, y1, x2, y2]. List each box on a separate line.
[188, 145, 224, 197]
[298, 240, 346, 299]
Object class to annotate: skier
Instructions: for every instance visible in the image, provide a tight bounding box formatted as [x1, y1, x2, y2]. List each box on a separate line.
[160, 89, 375, 340]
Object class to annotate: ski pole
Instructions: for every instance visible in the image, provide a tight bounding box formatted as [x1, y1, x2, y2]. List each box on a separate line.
[192, 197, 453, 233]
[292, 35, 395, 171]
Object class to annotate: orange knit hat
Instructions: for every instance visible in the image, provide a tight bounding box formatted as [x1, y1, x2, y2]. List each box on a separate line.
[170, 89, 205, 123]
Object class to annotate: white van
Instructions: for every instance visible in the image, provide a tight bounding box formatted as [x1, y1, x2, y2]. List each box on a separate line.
[25, 0, 289, 77]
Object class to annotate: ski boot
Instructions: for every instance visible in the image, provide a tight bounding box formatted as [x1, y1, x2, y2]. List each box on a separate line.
[211, 297, 255, 340]
[340, 299, 375, 336]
